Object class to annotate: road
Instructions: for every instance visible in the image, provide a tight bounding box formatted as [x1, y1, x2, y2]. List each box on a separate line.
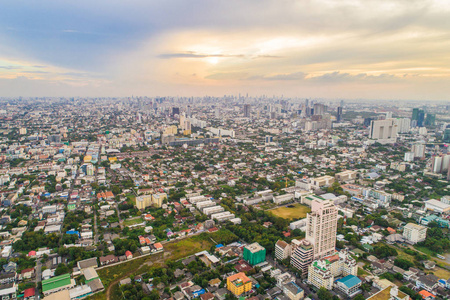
[94, 211, 99, 244]
[115, 204, 123, 229]
[35, 259, 42, 297]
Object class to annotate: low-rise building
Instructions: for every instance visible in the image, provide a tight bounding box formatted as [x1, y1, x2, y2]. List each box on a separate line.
[226, 272, 252, 296]
[335, 275, 362, 297]
[275, 240, 291, 261]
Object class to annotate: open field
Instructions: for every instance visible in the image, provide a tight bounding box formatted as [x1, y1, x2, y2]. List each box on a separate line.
[358, 267, 369, 277]
[123, 217, 144, 226]
[433, 267, 450, 279]
[88, 231, 223, 300]
[414, 245, 436, 257]
[268, 203, 311, 220]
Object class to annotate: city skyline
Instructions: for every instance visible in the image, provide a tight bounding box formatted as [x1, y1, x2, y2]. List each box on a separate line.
[1, 0, 450, 100]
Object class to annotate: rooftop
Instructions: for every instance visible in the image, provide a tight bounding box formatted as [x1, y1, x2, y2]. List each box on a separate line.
[245, 242, 265, 253]
[336, 275, 362, 289]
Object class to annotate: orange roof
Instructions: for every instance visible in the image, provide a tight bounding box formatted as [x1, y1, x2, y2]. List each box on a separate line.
[387, 227, 396, 233]
[105, 191, 114, 197]
[419, 290, 436, 298]
[227, 272, 251, 283]
[154, 242, 163, 249]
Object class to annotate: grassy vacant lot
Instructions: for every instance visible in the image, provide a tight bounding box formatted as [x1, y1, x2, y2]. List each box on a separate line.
[123, 217, 144, 226]
[357, 267, 369, 277]
[88, 231, 227, 300]
[268, 203, 311, 220]
[433, 267, 450, 279]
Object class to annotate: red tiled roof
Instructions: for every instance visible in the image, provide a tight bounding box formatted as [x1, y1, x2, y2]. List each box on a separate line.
[24, 288, 35, 297]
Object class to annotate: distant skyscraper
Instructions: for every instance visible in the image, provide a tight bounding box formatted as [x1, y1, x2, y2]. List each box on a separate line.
[412, 108, 419, 122]
[187, 105, 191, 117]
[337, 107, 343, 122]
[172, 107, 180, 116]
[443, 125, 450, 143]
[313, 103, 325, 115]
[417, 110, 425, 127]
[306, 199, 338, 260]
[425, 113, 435, 127]
[265, 136, 273, 145]
[244, 104, 251, 118]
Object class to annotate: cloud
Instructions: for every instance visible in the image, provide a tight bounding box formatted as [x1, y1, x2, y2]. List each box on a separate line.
[309, 72, 398, 83]
[1, 0, 450, 98]
[0, 66, 22, 70]
[158, 52, 280, 59]
[205, 72, 249, 80]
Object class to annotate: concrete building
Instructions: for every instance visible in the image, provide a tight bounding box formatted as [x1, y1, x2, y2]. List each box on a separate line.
[282, 281, 304, 300]
[311, 175, 335, 189]
[227, 272, 252, 296]
[335, 275, 362, 297]
[211, 211, 235, 222]
[275, 240, 291, 261]
[306, 199, 338, 260]
[307, 250, 357, 290]
[367, 285, 410, 300]
[424, 199, 450, 214]
[135, 193, 167, 209]
[369, 119, 398, 143]
[403, 223, 427, 244]
[243, 242, 266, 265]
[412, 143, 425, 159]
[290, 239, 314, 275]
[335, 170, 357, 183]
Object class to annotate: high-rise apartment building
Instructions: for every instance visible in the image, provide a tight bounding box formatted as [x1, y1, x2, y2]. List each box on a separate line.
[290, 239, 314, 275]
[403, 223, 427, 244]
[411, 143, 425, 159]
[394, 118, 411, 133]
[306, 199, 338, 260]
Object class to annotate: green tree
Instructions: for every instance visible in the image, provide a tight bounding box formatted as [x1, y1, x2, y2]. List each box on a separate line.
[317, 287, 333, 300]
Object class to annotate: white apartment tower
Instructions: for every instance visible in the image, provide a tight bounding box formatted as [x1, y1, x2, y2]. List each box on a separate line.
[403, 223, 427, 244]
[306, 199, 338, 260]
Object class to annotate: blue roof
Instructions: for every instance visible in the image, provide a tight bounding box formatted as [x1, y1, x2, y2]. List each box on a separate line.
[216, 244, 224, 248]
[336, 275, 362, 288]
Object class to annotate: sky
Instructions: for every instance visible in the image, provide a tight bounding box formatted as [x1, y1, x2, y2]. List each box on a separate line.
[1, 0, 450, 100]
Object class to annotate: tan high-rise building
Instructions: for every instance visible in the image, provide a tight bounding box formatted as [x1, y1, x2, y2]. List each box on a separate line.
[306, 199, 338, 260]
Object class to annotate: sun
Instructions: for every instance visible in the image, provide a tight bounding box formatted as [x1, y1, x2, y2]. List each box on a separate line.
[206, 57, 220, 65]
